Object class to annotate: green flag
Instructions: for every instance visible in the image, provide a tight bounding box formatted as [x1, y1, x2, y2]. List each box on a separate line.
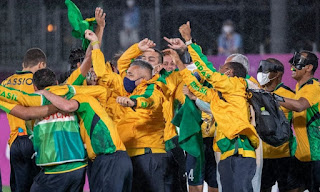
[65, 0, 97, 50]
[172, 96, 204, 183]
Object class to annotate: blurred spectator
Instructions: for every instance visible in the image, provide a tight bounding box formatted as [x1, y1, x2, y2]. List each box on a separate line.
[217, 20, 242, 56]
[119, 0, 140, 50]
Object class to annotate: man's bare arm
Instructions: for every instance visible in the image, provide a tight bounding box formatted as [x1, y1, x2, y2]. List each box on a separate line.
[36, 90, 79, 113]
[10, 105, 58, 120]
[278, 96, 310, 112]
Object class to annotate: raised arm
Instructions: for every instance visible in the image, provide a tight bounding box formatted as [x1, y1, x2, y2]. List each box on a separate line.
[179, 22, 237, 93]
[118, 38, 156, 78]
[94, 7, 105, 46]
[67, 7, 106, 83]
[164, 49, 213, 103]
[84, 29, 107, 78]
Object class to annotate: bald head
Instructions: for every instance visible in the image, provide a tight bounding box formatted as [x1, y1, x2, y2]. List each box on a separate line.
[225, 54, 249, 72]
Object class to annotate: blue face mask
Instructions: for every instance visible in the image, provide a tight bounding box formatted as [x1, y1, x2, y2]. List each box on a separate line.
[123, 77, 141, 93]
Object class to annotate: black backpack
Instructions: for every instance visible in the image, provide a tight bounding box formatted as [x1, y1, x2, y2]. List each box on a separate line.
[247, 89, 291, 147]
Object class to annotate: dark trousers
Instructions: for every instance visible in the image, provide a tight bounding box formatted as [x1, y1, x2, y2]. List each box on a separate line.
[30, 166, 86, 192]
[166, 140, 187, 192]
[261, 157, 302, 191]
[313, 161, 320, 191]
[218, 155, 256, 192]
[10, 135, 40, 192]
[298, 160, 320, 192]
[131, 152, 168, 192]
[88, 151, 133, 192]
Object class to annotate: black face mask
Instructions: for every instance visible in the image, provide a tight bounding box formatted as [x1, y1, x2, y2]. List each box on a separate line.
[258, 60, 284, 73]
[289, 52, 319, 71]
[289, 52, 309, 70]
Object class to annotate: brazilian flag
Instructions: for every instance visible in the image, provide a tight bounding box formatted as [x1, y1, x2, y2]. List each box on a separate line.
[172, 96, 204, 183]
[65, 0, 97, 50]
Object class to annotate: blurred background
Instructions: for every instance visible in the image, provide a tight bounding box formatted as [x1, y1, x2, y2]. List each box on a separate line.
[0, 0, 319, 75]
[0, 1, 319, 191]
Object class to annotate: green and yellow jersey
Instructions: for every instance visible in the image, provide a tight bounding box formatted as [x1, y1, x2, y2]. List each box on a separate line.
[263, 83, 296, 159]
[185, 43, 260, 161]
[0, 84, 107, 109]
[0, 85, 116, 173]
[118, 44, 184, 147]
[116, 75, 170, 157]
[293, 78, 320, 162]
[72, 94, 126, 160]
[91, 49, 127, 124]
[118, 43, 142, 79]
[64, 67, 87, 86]
[1, 71, 35, 146]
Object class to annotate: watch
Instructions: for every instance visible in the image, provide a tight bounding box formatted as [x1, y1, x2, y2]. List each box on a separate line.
[185, 38, 193, 46]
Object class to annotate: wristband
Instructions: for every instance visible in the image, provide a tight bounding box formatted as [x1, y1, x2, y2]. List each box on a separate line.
[185, 39, 193, 46]
[91, 40, 100, 46]
[273, 93, 285, 102]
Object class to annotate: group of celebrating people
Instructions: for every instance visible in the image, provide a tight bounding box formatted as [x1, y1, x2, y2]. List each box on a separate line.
[0, 7, 319, 192]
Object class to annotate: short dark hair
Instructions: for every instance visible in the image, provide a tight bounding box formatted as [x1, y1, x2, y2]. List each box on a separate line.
[23, 48, 47, 68]
[110, 51, 124, 70]
[223, 19, 234, 26]
[301, 50, 318, 74]
[226, 62, 247, 78]
[266, 58, 284, 74]
[130, 59, 153, 76]
[153, 48, 164, 64]
[68, 48, 85, 70]
[33, 68, 57, 90]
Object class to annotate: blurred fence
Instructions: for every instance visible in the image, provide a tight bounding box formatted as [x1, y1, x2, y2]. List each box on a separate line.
[0, 1, 319, 74]
[0, 4, 157, 73]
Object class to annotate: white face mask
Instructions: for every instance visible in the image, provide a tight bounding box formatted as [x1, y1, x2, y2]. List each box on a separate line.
[257, 72, 271, 86]
[126, 0, 135, 7]
[223, 25, 233, 34]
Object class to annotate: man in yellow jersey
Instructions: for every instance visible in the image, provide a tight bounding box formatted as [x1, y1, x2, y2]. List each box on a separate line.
[0, 69, 87, 192]
[33, 82, 133, 191]
[1, 47, 46, 192]
[256, 58, 301, 192]
[162, 38, 218, 192]
[223, 53, 263, 192]
[118, 36, 188, 192]
[275, 51, 320, 191]
[115, 60, 170, 191]
[0, 67, 129, 191]
[82, 29, 180, 191]
[175, 21, 260, 191]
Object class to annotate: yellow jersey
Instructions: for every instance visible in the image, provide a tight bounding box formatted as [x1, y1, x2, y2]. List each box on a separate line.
[1, 71, 35, 146]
